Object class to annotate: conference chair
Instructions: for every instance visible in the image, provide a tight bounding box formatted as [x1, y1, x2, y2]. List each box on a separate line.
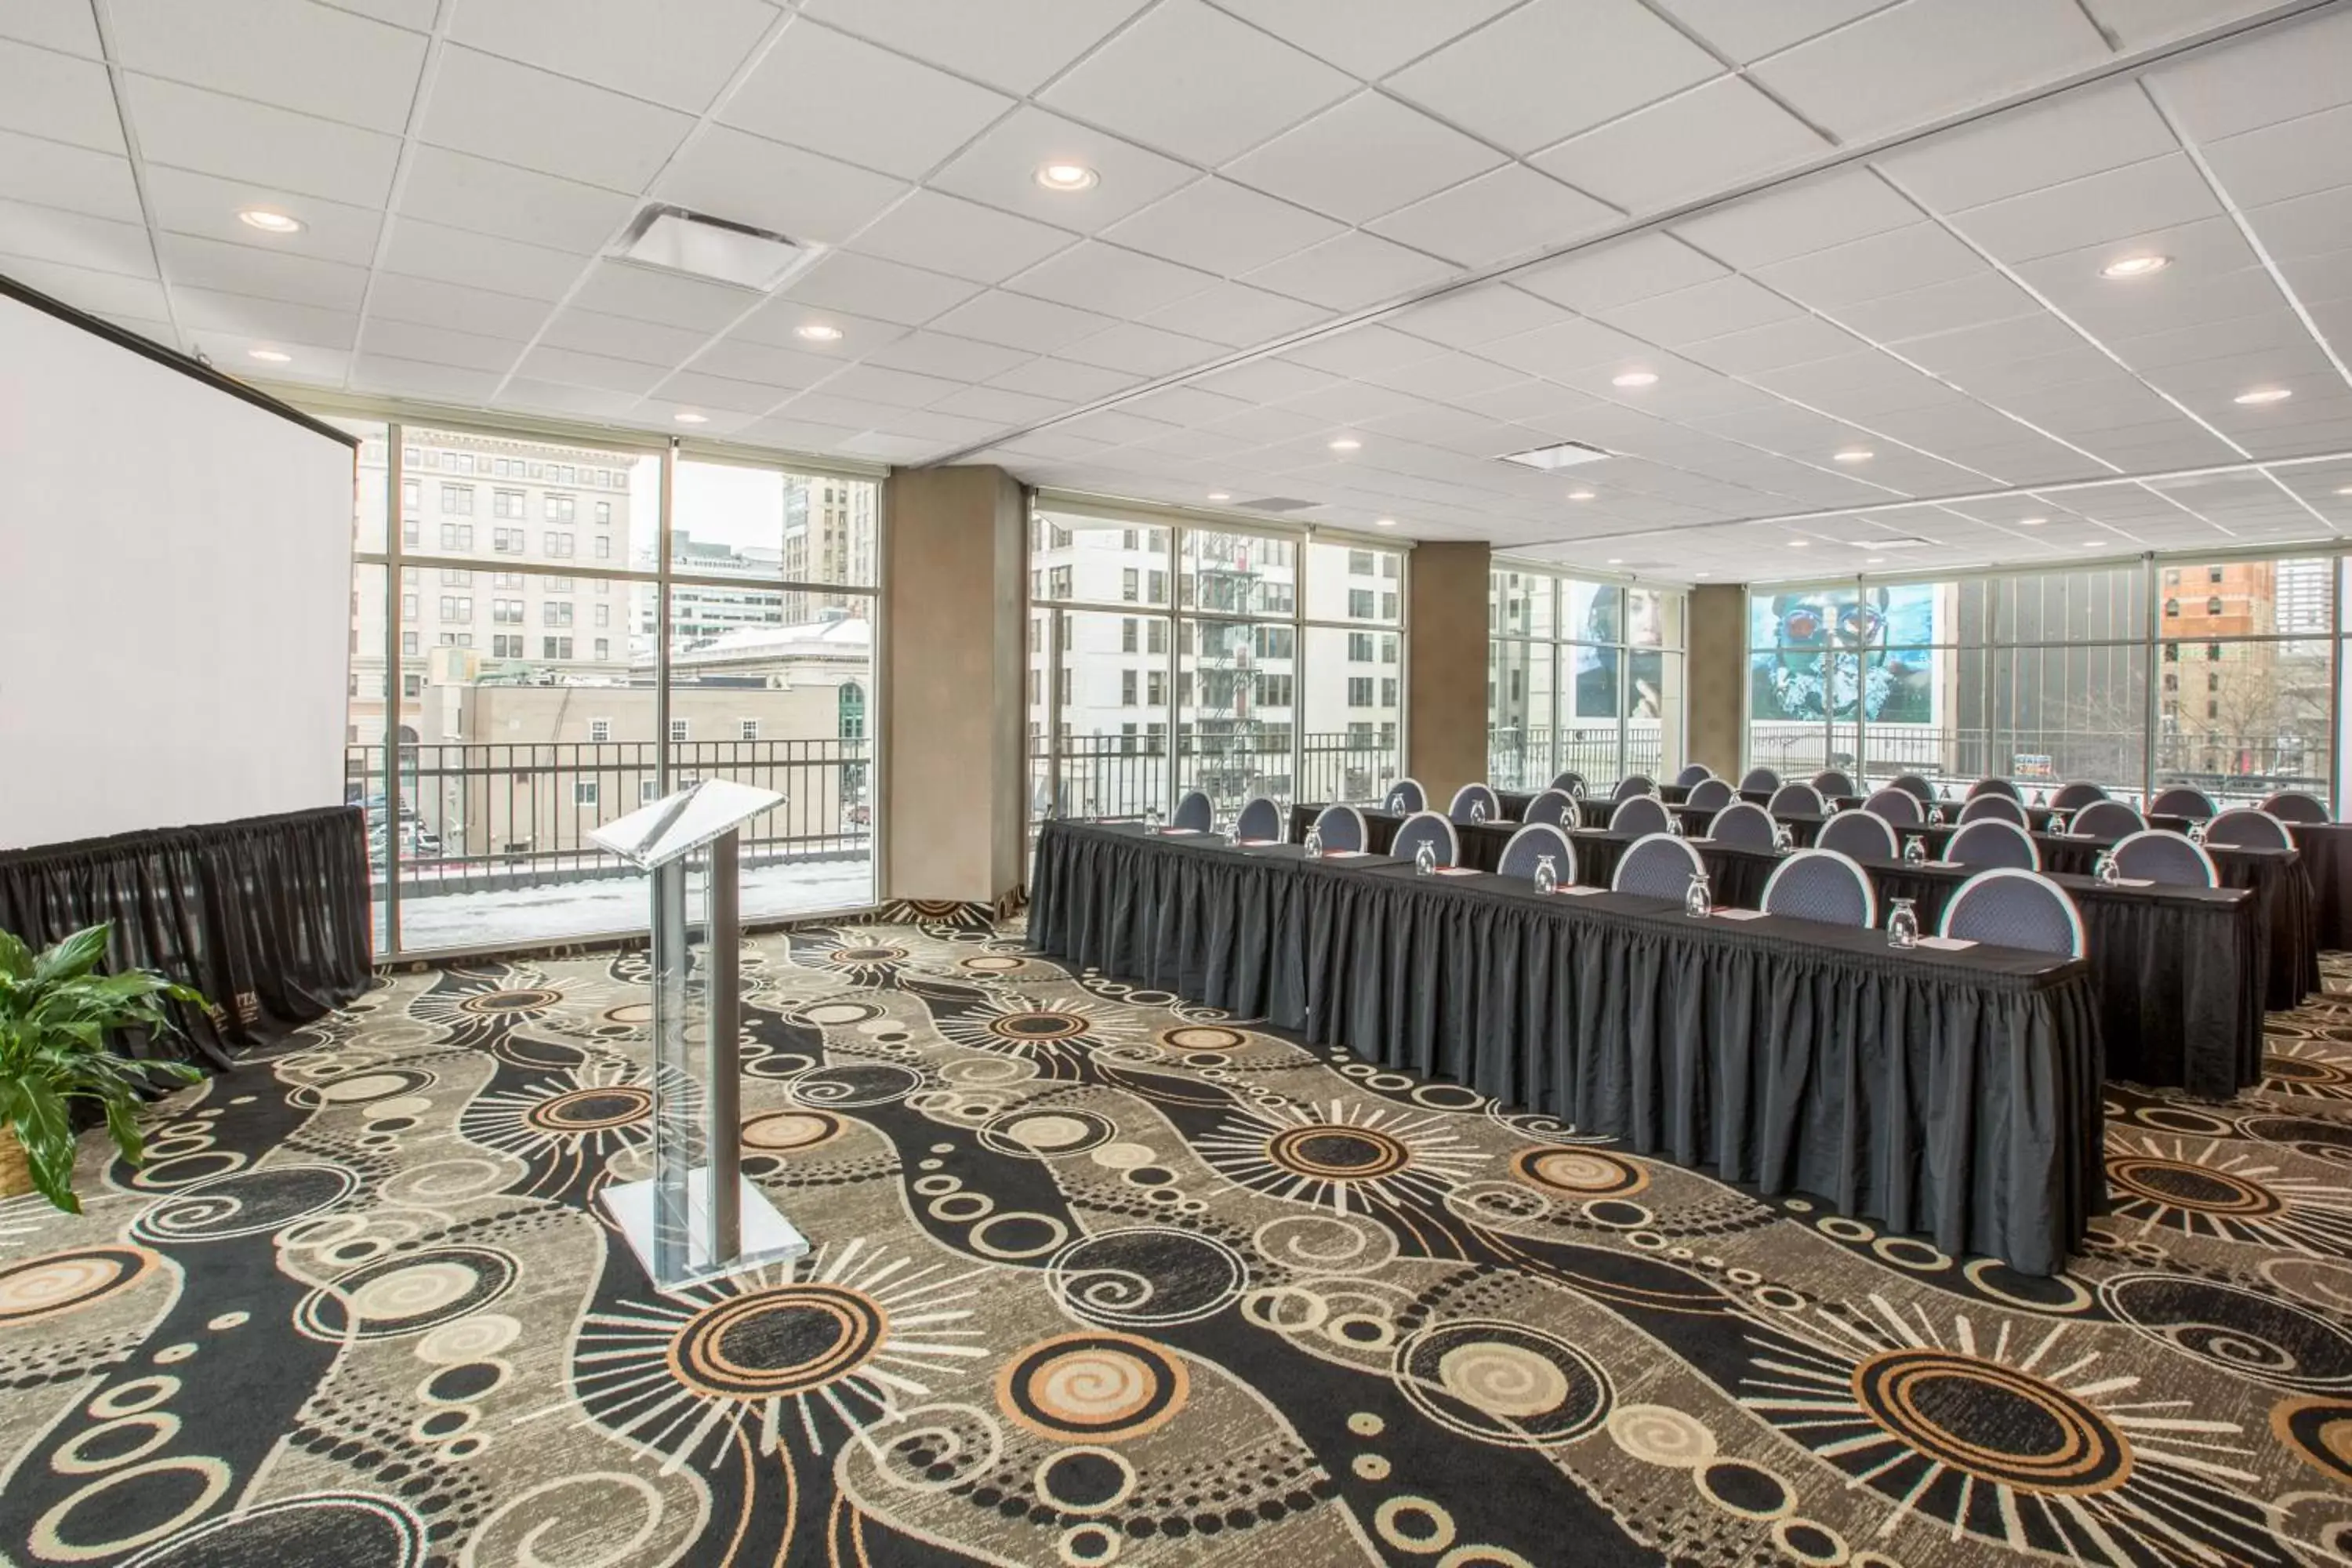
[1762, 848, 1877, 927]
[1612, 795, 1673, 837]
[2111, 829, 2217, 887]
[1863, 787, 1924, 828]
[2262, 790, 2329, 824]
[1946, 818, 2040, 870]
[1500, 822, 1576, 882]
[1810, 769, 1857, 798]
[1234, 797, 1283, 840]
[2206, 808, 2292, 849]
[2050, 781, 2107, 811]
[1767, 782, 1824, 817]
[1549, 770, 1589, 799]
[1818, 809, 1897, 861]
[1522, 788, 1576, 827]
[1672, 764, 1713, 789]
[1958, 793, 2029, 827]
[1940, 869, 2085, 957]
[1390, 811, 1459, 868]
[1967, 777, 2023, 801]
[2149, 785, 2218, 820]
[1888, 773, 1936, 804]
[1613, 774, 1659, 801]
[2069, 800, 2144, 844]
[1738, 767, 1780, 793]
[1685, 778, 1736, 812]
[1449, 782, 1501, 823]
[1312, 803, 1368, 852]
[1707, 801, 1777, 850]
[1173, 789, 1214, 831]
[1612, 833, 1707, 899]
[1383, 778, 1428, 815]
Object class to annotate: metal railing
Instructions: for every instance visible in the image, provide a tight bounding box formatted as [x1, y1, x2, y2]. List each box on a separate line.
[1744, 724, 2327, 807]
[1027, 731, 1403, 820]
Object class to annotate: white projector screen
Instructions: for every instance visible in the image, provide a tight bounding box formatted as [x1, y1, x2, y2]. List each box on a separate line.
[0, 284, 354, 851]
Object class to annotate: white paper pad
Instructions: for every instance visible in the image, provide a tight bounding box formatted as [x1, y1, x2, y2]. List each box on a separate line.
[1322, 850, 1372, 858]
[1159, 828, 1202, 835]
[1712, 908, 1769, 920]
[1436, 866, 1482, 877]
[1915, 935, 1977, 951]
[1553, 885, 1605, 896]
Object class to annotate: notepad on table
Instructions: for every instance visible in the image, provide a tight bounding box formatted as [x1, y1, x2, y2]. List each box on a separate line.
[1552, 884, 1604, 896]
[1436, 866, 1482, 877]
[1712, 908, 1769, 920]
[1915, 935, 1977, 951]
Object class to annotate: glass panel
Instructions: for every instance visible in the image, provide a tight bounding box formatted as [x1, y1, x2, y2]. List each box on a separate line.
[1303, 626, 1400, 803]
[2155, 638, 2331, 809]
[1054, 609, 1172, 818]
[1973, 643, 2149, 795]
[1034, 510, 1173, 607]
[343, 561, 391, 951]
[1179, 618, 1294, 818]
[1490, 570, 1555, 639]
[1305, 537, 1399, 623]
[1181, 526, 1292, 616]
[1487, 639, 1554, 790]
[674, 459, 877, 597]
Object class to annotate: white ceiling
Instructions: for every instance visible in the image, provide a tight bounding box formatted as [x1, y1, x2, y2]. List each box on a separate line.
[3, 0, 2350, 583]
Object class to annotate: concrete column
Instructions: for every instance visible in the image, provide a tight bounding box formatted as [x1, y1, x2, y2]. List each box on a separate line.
[1405, 542, 1490, 800]
[1685, 583, 1746, 779]
[879, 466, 1025, 908]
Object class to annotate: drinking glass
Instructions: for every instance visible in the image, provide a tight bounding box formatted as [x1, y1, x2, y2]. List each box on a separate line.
[1887, 898, 1919, 949]
[1684, 872, 1711, 919]
[1533, 854, 1558, 895]
[1415, 840, 1436, 876]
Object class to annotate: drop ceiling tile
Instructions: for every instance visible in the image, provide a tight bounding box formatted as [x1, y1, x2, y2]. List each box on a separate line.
[778, 251, 980, 325]
[0, 1, 100, 56]
[928, 289, 1116, 352]
[684, 334, 843, 388]
[2245, 185, 2352, 261]
[382, 218, 587, 300]
[318, 0, 437, 30]
[1368, 165, 1619, 270]
[0, 256, 168, 319]
[191, 332, 350, 383]
[0, 130, 141, 224]
[143, 166, 383, 267]
[927, 107, 1196, 234]
[1515, 232, 1730, 312]
[425, 46, 695, 191]
[350, 354, 502, 404]
[1005, 241, 1220, 318]
[1387, 284, 1569, 347]
[988, 356, 1142, 399]
[398, 146, 636, 256]
[850, 190, 1076, 284]
[2200, 103, 2352, 209]
[800, 0, 1145, 96]
[732, 413, 870, 452]
[1479, 316, 1652, 379]
[1040, 0, 1353, 166]
[1243, 230, 1456, 310]
[1951, 154, 2223, 264]
[1872, 82, 2178, 216]
[368, 274, 554, 339]
[654, 368, 798, 415]
[1279, 325, 1443, 377]
[1224, 91, 1503, 225]
[1832, 269, 2045, 342]
[1651, 0, 1900, 61]
[1595, 274, 1806, 345]
[495, 377, 644, 417]
[1672, 169, 1920, 269]
[535, 306, 711, 366]
[724, 18, 1014, 181]
[1752, 222, 1991, 310]
[155, 230, 368, 308]
[929, 383, 1073, 424]
[1118, 383, 1254, 425]
[1209, 0, 1514, 78]
[124, 75, 399, 204]
[1139, 280, 1330, 346]
[1680, 313, 1861, 375]
[448, 0, 775, 113]
[108, 0, 425, 135]
[1360, 348, 1530, 401]
[1534, 77, 1828, 216]
[514, 343, 674, 396]
[1058, 320, 1225, 376]
[358, 317, 528, 372]
[1755, 0, 2109, 144]
[1102, 178, 1345, 278]
[2149, 4, 2352, 141]
[572, 259, 759, 329]
[171, 287, 358, 348]
[0, 42, 117, 154]
[652, 128, 909, 249]
[863, 330, 1034, 381]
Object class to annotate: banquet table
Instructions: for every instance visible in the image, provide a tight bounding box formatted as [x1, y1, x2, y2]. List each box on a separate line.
[2289, 822, 2352, 950]
[1031, 821, 2103, 1276]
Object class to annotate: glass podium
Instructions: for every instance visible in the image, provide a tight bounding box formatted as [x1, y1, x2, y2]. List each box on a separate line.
[590, 779, 809, 1290]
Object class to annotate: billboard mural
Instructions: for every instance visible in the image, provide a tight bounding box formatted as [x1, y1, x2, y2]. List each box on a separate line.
[1748, 584, 1938, 724]
[1568, 584, 1665, 719]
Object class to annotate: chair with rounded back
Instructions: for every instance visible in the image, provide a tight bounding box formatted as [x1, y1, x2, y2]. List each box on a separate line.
[2069, 800, 2143, 844]
[1939, 869, 2085, 957]
[1173, 789, 1214, 831]
[1947, 818, 2040, 871]
[1708, 801, 1777, 850]
[2262, 790, 2329, 824]
[1672, 764, 1713, 789]
[2050, 781, 2107, 811]
[2206, 808, 2292, 849]
[1448, 782, 1501, 823]
[1522, 788, 1576, 828]
[1234, 797, 1283, 841]
[2149, 785, 2218, 820]
[1762, 848, 1878, 927]
[1389, 811, 1458, 868]
[1499, 823, 1575, 883]
[1612, 795, 1673, 837]
[1550, 771, 1589, 799]
[1967, 777, 2022, 802]
[2111, 829, 2216, 887]
[1888, 773, 1936, 804]
[1864, 788, 1924, 828]
[1686, 777, 1735, 812]
[1818, 809, 1898, 861]
[1958, 793, 2028, 827]
[1311, 803, 1367, 852]
[1767, 782, 1824, 818]
[1810, 769, 1856, 798]
[1613, 774, 1659, 802]
[1739, 767, 1780, 794]
[1382, 778, 1427, 815]
[1611, 833, 1708, 899]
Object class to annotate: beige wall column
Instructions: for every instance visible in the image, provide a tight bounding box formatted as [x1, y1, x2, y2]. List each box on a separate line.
[880, 466, 1026, 909]
[1685, 583, 1746, 779]
[1405, 542, 1490, 801]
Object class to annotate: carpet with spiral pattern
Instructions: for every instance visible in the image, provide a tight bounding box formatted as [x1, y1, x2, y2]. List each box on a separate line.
[6, 919, 2352, 1566]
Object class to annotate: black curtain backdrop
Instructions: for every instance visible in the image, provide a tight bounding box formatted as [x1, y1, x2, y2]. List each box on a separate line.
[2291, 822, 2352, 950]
[1033, 822, 2103, 1276]
[0, 806, 372, 1069]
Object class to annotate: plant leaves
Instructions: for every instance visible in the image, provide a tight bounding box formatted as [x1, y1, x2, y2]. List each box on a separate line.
[31, 925, 112, 988]
[9, 1077, 82, 1215]
[0, 931, 31, 982]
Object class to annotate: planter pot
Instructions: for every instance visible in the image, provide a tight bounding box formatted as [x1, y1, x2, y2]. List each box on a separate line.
[0, 1127, 29, 1200]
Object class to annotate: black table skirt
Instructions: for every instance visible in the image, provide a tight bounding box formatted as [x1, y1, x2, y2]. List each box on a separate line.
[2290, 822, 2352, 950]
[1033, 822, 2103, 1276]
[0, 806, 373, 1069]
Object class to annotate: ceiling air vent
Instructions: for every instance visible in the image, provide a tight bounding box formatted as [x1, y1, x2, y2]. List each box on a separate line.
[1498, 440, 1610, 471]
[618, 205, 814, 292]
[1236, 496, 1319, 513]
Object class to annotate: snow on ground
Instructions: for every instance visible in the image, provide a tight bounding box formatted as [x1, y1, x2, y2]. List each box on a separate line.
[387, 858, 877, 953]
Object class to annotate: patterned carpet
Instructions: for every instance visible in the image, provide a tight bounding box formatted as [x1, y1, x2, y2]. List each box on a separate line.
[7, 919, 2352, 1567]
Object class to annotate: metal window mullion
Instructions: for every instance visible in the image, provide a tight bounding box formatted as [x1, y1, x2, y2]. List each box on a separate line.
[656, 440, 674, 797]
[383, 422, 404, 956]
[2141, 553, 2161, 798]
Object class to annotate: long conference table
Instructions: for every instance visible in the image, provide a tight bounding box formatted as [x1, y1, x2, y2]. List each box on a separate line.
[1296, 802, 2280, 1101]
[1030, 820, 2103, 1276]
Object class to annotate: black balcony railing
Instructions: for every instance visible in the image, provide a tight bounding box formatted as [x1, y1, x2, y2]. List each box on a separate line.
[1742, 723, 2326, 805]
[1026, 731, 1402, 821]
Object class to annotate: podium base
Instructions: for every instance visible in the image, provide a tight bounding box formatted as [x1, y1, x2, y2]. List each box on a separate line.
[601, 1170, 810, 1294]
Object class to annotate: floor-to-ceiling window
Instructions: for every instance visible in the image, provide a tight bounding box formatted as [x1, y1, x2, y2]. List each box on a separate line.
[1488, 564, 1686, 789]
[1028, 500, 1406, 825]
[342, 419, 880, 955]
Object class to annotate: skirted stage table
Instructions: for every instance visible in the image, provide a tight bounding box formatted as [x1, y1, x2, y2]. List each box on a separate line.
[1031, 821, 2103, 1276]
[2289, 822, 2352, 950]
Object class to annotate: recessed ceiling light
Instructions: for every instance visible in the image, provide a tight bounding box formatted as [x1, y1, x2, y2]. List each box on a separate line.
[1606, 557, 1624, 564]
[2337, 486, 2352, 497]
[246, 347, 291, 363]
[1328, 437, 1361, 451]
[1867, 557, 1885, 564]
[673, 412, 709, 424]
[795, 322, 843, 342]
[1035, 162, 1098, 192]
[2234, 387, 2292, 405]
[2082, 539, 2103, 548]
[1499, 440, 1609, 471]
[1695, 571, 1710, 577]
[1207, 491, 1230, 501]
[1611, 371, 1658, 388]
[2101, 255, 2169, 278]
[1567, 489, 1596, 501]
[1375, 517, 1396, 527]
[2017, 516, 2047, 526]
[237, 209, 303, 234]
[1832, 448, 1874, 463]
[1788, 539, 1812, 548]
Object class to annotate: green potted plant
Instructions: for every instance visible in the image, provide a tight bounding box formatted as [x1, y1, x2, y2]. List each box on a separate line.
[0, 924, 207, 1213]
